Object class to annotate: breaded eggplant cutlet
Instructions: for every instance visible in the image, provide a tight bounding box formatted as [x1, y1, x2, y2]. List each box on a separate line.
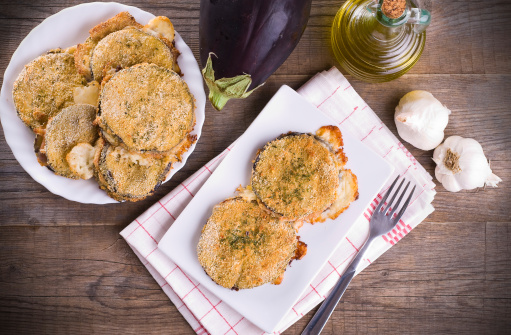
[97, 63, 195, 154]
[94, 139, 173, 202]
[13, 51, 87, 132]
[90, 27, 175, 82]
[75, 11, 143, 80]
[197, 197, 300, 290]
[40, 104, 98, 179]
[75, 12, 180, 81]
[251, 132, 340, 220]
[250, 126, 358, 223]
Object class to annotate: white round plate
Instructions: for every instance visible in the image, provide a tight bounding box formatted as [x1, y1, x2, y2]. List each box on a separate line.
[0, 2, 206, 204]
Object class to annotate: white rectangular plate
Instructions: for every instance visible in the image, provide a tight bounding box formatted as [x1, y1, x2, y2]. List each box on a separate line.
[158, 85, 393, 333]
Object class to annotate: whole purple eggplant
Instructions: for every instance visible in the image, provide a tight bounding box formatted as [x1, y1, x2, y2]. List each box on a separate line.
[200, 0, 312, 110]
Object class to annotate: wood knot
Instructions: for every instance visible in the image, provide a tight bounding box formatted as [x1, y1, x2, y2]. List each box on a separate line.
[382, 0, 407, 19]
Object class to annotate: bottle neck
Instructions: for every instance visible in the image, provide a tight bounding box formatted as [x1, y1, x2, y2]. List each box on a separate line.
[366, 0, 430, 35]
[376, 0, 410, 28]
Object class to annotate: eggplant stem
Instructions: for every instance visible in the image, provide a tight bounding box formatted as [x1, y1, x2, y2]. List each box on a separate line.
[208, 90, 231, 111]
[201, 53, 261, 111]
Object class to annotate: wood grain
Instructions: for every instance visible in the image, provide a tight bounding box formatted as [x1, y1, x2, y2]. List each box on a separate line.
[0, 0, 510, 334]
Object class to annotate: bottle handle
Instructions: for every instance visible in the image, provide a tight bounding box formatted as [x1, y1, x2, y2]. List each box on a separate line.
[408, 8, 431, 34]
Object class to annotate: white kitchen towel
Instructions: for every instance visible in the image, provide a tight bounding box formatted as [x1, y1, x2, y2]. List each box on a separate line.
[120, 67, 436, 335]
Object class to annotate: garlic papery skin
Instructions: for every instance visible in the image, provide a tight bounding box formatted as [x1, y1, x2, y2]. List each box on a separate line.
[433, 136, 502, 192]
[395, 90, 451, 151]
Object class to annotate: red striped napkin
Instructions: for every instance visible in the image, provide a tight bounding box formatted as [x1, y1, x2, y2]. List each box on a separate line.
[120, 67, 436, 335]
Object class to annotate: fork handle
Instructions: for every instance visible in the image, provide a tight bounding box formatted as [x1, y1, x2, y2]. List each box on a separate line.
[301, 269, 355, 335]
[301, 238, 373, 335]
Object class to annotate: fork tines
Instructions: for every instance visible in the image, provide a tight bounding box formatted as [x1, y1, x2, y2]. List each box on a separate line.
[376, 175, 416, 223]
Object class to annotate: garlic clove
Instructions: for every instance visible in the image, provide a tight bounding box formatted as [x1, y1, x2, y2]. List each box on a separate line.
[434, 167, 462, 192]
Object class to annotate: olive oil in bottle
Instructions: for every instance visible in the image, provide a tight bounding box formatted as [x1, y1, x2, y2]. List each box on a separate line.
[331, 0, 431, 83]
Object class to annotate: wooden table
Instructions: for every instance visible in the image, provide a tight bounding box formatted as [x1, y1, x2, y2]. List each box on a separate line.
[1, 1, 510, 334]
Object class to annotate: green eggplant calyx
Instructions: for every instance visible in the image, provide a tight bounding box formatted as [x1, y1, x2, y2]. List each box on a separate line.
[201, 53, 261, 111]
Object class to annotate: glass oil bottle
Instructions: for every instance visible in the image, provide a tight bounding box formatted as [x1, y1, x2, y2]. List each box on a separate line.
[331, 0, 431, 83]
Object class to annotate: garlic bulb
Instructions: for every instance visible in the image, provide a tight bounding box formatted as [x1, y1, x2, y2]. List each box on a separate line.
[395, 90, 451, 151]
[433, 136, 502, 192]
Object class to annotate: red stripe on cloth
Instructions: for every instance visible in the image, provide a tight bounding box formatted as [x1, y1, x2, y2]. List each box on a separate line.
[313, 251, 356, 290]
[328, 261, 342, 277]
[135, 219, 157, 244]
[394, 236, 399, 242]
[181, 183, 195, 197]
[199, 305, 215, 321]
[138, 197, 172, 225]
[398, 232, 403, 238]
[177, 267, 237, 335]
[366, 259, 372, 264]
[361, 126, 376, 141]
[294, 289, 314, 306]
[339, 106, 359, 125]
[158, 201, 176, 220]
[346, 237, 359, 252]
[182, 284, 199, 300]
[293, 251, 355, 307]
[343, 85, 352, 91]
[161, 150, 229, 207]
[310, 284, 324, 298]
[124, 224, 141, 240]
[164, 266, 178, 279]
[163, 187, 187, 206]
[390, 240, 395, 245]
[402, 164, 412, 176]
[204, 166, 212, 174]
[382, 146, 394, 158]
[186, 164, 213, 186]
[316, 85, 342, 108]
[364, 212, 370, 221]
[183, 303, 208, 335]
[294, 251, 356, 306]
[292, 308, 299, 316]
[409, 183, 427, 207]
[209, 300, 238, 335]
[233, 317, 244, 327]
[406, 224, 412, 230]
[382, 235, 388, 242]
[207, 150, 230, 168]
[225, 317, 244, 335]
[362, 105, 368, 110]
[398, 142, 418, 165]
[145, 246, 158, 258]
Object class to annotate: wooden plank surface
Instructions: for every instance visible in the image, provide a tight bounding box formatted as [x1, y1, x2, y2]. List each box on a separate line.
[0, 0, 510, 334]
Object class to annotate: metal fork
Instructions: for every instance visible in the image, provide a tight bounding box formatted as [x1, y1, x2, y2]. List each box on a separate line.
[301, 175, 416, 335]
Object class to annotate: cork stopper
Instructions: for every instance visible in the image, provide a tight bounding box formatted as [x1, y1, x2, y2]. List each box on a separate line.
[381, 0, 407, 19]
